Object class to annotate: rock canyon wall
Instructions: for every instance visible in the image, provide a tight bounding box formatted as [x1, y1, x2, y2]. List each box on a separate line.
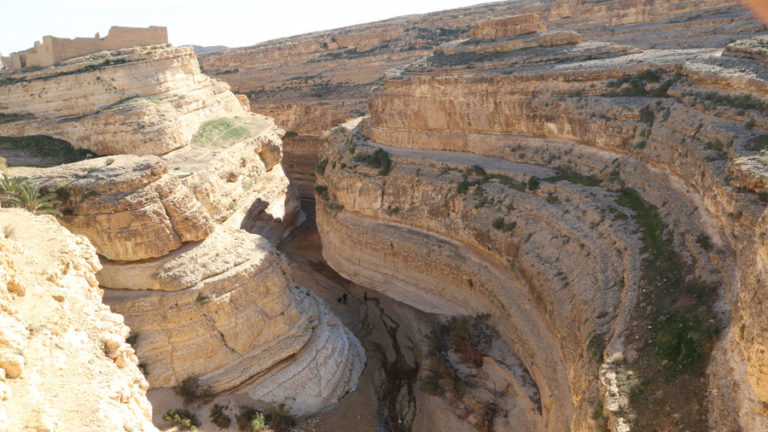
[310, 2, 768, 431]
[0, 41, 364, 422]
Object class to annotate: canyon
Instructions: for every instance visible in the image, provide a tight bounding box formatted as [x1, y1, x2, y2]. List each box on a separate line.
[1, 0, 768, 431]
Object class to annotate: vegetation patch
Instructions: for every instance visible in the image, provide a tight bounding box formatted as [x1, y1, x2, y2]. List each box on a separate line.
[691, 91, 768, 115]
[0, 175, 61, 216]
[314, 185, 330, 201]
[315, 158, 328, 174]
[615, 187, 719, 431]
[492, 217, 517, 232]
[192, 118, 251, 147]
[173, 376, 214, 406]
[422, 314, 501, 430]
[210, 404, 232, 429]
[164, 408, 200, 431]
[352, 148, 392, 175]
[603, 70, 680, 98]
[744, 134, 768, 151]
[544, 170, 602, 187]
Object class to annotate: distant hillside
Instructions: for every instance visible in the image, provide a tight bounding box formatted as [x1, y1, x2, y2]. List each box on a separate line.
[187, 44, 228, 54]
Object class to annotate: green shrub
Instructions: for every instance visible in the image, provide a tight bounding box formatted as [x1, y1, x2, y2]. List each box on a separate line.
[544, 170, 602, 187]
[163, 408, 200, 431]
[457, 180, 472, 194]
[527, 176, 540, 191]
[639, 106, 655, 126]
[705, 139, 724, 151]
[695, 92, 768, 115]
[745, 134, 768, 151]
[315, 158, 328, 174]
[210, 404, 232, 429]
[266, 404, 296, 432]
[352, 148, 392, 175]
[235, 406, 268, 432]
[491, 217, 516, 232]
[745, 118, 756, 130]
[587, 333, 606, 363]
[173, 377, 214, 406]
[314, 185, 329, 201]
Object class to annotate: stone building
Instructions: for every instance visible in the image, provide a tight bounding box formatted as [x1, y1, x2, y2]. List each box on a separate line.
[1, 26, 167, 70]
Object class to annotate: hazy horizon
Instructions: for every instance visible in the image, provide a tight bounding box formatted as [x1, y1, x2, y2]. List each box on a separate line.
[1, 0, 493, 56]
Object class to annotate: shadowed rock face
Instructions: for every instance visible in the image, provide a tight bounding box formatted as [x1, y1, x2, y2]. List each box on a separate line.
[309, 2, 768, 431]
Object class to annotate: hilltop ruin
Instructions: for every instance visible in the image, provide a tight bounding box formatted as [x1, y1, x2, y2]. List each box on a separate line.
[1, 26, 167, 70]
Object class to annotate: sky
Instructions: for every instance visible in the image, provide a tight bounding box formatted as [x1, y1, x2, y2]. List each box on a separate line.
[0, 0, 490, 56]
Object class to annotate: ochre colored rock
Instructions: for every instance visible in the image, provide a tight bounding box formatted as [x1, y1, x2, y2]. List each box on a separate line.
[0, 45, 246, 155]
[470, 14, 546, 40]
[25, 155, 215, 261]
[540, 30, 582, 46]
[0, 209, 156, 432]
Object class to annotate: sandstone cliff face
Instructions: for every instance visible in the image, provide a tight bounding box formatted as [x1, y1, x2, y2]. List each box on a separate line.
[24, 153, 363, 416]
[0, 44, 246, 155]
[1, 39, 363, 419]
[0, 209, 156, 432]
[199, 0, 763, 204]
[314, 4, 768, 431]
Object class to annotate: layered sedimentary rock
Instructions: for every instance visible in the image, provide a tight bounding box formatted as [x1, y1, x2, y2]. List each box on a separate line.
[199, 0, 762, 198]
[0, 209, 156, 432]
[0, 44, 246, 155]
[25, 153, 363, 416]
[25, 155, 215, 261]
[2, 39, 362, 418]
[315, 3, 768, 431]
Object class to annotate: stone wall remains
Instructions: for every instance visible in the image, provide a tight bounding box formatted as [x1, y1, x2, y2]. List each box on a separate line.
[1, 26, 167, 69]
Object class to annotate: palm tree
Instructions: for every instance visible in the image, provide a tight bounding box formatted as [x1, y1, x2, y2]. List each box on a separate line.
[0, 174, 25, 207]
[3, 179, 62, 216]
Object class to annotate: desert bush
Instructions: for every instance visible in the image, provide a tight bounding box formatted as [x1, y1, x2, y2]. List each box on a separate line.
[314, 185, 330, 201]
[492, 217, 516, 232]
[163, 408, 200, 431]
[210, 404, 232, 429]
[353, 148, 392, 175]
[315, 158, 328, 174]
[266, 404, 296, 432]
[745, 134, 768, 151]
[174, 377, 214, 406]
[236, 406, 268, 432]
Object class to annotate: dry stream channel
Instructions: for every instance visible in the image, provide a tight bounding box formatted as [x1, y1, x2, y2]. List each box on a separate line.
[280, 200, 425, 432]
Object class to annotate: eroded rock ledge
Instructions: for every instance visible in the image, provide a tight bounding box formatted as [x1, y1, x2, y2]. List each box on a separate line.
[24, 153, 363, 416]
[0, 45, 247, 155]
